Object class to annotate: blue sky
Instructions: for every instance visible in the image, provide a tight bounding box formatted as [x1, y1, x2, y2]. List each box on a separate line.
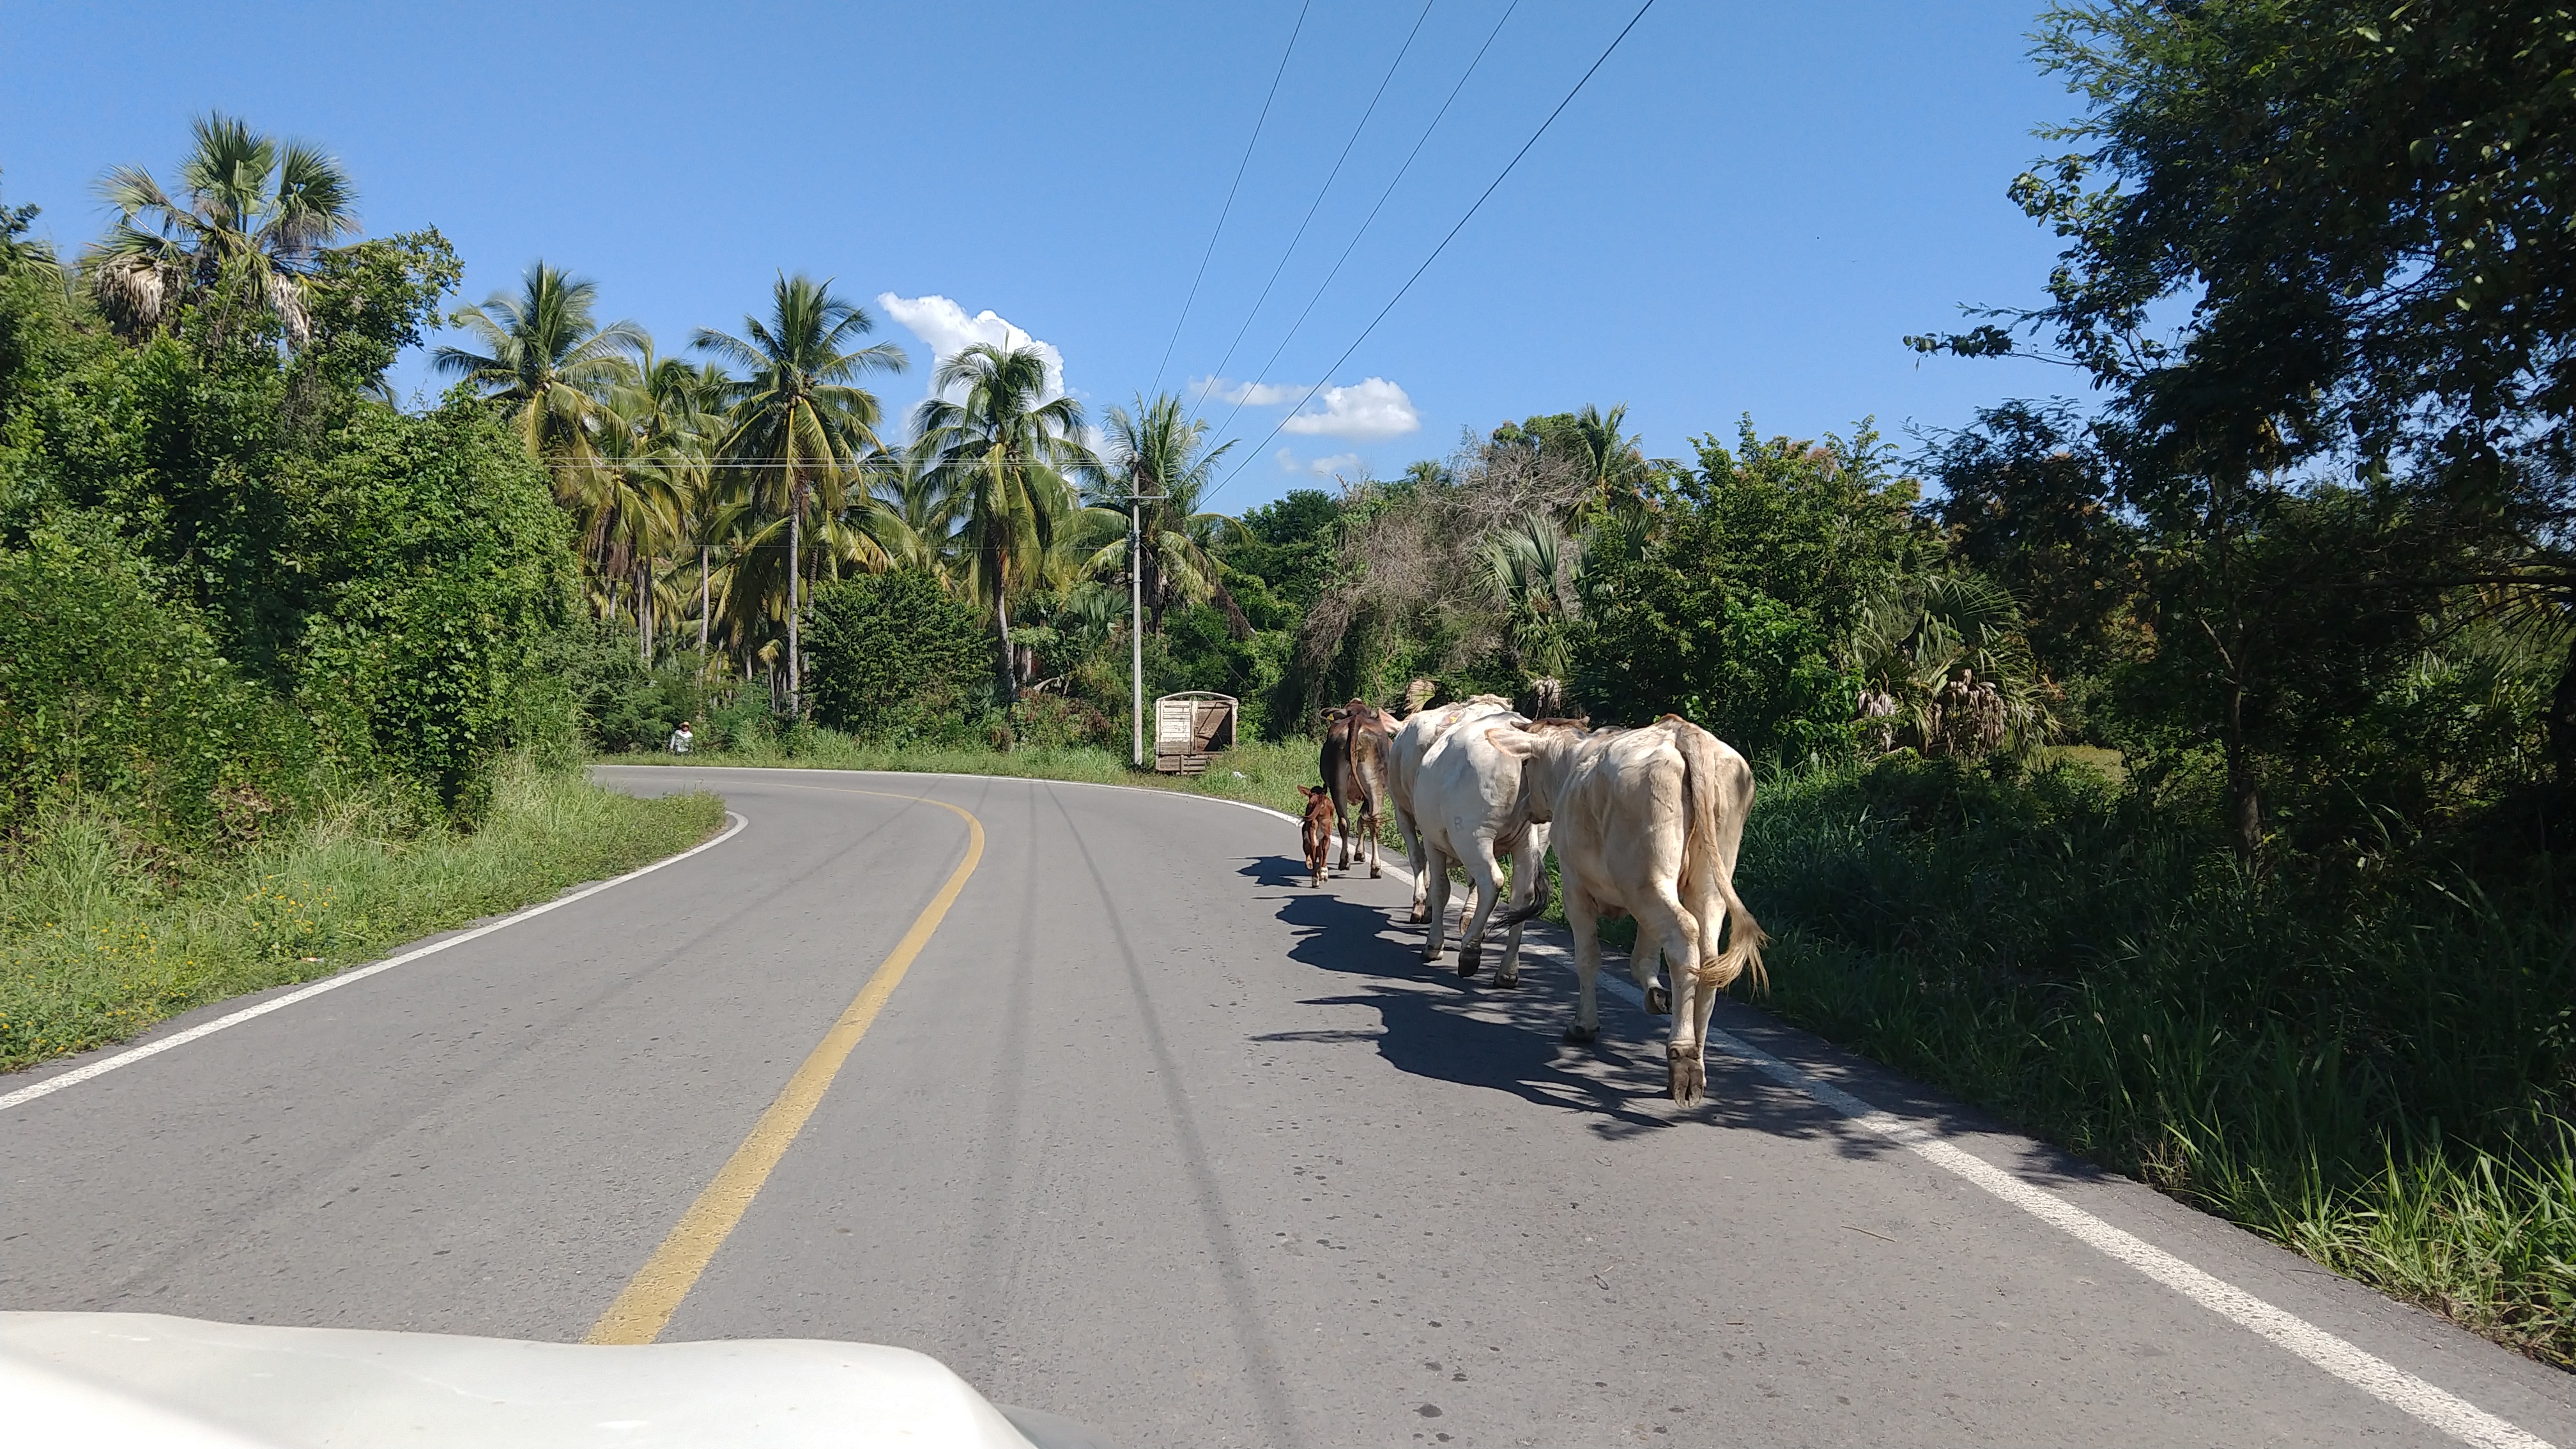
[2, 1, 2089, 512]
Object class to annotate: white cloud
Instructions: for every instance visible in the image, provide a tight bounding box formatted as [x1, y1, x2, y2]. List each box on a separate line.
[877, 293, 1066, 406]
[1193, 376, 1305, 407]
[1278, 448, 1363, 478]
[1195, 375, 1420, 442]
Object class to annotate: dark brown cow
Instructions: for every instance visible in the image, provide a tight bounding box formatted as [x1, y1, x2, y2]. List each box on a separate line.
[1317, 700, 1397, 878]
[1300, 786, 1336, 888]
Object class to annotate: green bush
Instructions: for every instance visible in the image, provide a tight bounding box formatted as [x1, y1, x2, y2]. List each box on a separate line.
[1744, 753, 2576, 1361]
[0, 533, 316, 858]
[286, 400, 574, 811]
[804, 571, 991, 742]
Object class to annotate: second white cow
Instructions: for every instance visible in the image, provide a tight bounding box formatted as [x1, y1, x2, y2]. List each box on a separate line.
[1486, 715, 1765, 1103]
[1390, 696, 1549, 981]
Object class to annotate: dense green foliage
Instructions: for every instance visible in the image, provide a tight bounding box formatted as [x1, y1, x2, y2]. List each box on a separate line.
[1745, 754, 2576, 1361]
[1574, 422, 1918, 760]
[805, 570, 990, 742]
[0, 535, 318, 854]
[0, 146, 573, 852]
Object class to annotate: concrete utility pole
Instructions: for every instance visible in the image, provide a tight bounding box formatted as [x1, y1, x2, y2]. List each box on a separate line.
[1127, 486, 1166, 769]
[1131, 496, 1144, 768]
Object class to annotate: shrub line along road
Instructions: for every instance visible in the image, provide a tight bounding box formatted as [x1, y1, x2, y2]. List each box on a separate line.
[5, 767, 2568, 1447]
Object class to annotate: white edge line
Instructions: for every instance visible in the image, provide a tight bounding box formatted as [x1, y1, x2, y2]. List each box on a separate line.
[595, 767, 2554, 1449]
[1, 811, 749, 1113]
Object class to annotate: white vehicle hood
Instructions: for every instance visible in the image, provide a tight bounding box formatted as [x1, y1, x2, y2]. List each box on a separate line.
[1, 1312, 1106, 1449]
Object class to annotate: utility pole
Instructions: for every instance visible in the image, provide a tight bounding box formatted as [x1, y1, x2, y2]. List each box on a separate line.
[1131, 494, 1144, 768]
[1127, 482, 1166, 769]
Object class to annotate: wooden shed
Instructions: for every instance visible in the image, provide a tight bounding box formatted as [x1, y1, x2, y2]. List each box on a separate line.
[1152, 691, 1238, 774]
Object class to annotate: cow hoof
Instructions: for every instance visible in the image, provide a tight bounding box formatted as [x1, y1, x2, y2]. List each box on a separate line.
[1370, 867, 1382, 879]
[1408, 906, 1429, 924]
[1495, 972, 1521, 990]
[1668, 1048, 1705, 1105]
[1563, 1023, 1599, 1045]
[1645, 983, 1671, 1015]
[1457, 944, 1482, 978]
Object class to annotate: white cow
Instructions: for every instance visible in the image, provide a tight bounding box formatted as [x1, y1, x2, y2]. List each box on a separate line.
[1486, 716, 1766, 1103]
[1385, 696, 1512, 924]
[1398, 698, 1551, 983]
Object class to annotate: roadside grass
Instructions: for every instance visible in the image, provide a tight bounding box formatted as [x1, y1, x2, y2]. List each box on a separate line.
[1740, 756, 2576, 1367]
[0, 758, 724, 1073]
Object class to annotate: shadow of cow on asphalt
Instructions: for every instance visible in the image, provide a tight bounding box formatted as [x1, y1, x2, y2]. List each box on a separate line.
[1236, 854, 1877, 1145]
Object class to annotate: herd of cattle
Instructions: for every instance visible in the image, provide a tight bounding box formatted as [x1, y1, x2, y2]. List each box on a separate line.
[1296, 696, 1767, 1105]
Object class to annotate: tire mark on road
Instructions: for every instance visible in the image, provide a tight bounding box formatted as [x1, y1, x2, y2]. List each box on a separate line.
[1046, 786, 1302, 1446]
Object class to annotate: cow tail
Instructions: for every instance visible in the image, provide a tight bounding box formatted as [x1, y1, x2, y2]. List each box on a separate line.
[1679, 723, 1767, 996]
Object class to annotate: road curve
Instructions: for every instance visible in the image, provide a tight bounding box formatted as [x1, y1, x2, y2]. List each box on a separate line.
[5, 767, 2567, 1447]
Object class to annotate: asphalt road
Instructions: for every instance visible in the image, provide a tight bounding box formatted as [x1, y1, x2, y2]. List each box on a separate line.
[6, 767, 2570, 1448]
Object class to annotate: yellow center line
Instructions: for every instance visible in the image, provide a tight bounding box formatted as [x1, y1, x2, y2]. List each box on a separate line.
[586, 787, 986, 1345]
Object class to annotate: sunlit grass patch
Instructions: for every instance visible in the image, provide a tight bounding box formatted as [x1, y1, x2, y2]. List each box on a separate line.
[1, 759, 724, 1073]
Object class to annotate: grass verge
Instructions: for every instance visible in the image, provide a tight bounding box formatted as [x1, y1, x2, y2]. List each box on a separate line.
[1741, 755, 2575, 1367]
[1, 758, 725, 1073]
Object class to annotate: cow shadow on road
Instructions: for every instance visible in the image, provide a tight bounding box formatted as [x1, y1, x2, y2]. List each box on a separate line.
[1238, 855, 1928, 1149]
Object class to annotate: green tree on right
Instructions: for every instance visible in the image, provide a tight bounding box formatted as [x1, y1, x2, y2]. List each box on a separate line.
[1571, 419, 1921, 763]
[1910, 0, 2576, 856]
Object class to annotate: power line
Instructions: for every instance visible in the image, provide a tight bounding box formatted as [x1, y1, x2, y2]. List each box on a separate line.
[1181, 0, 1439, 431]
[1199, 0, 1522, 460]
[1208, 0, 1658, 505]
[1145, 0, 1314, 401]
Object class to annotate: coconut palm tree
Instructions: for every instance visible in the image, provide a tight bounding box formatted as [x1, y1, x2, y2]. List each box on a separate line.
[871, 446, 965, 579]
[1844, 573, 2057, 756]
[1085, 392, 1247, 633]
[909, 342, 1096, 702]
[694, 274, 907, 716]
[2, 172, 58, 279]
[433, 263, 645, 478]
[1567, 402, 1648, 521]
[1483, 512, 1582, 683]
[86, 112, 360, 345]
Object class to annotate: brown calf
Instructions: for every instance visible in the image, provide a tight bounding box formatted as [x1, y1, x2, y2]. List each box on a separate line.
[1300, 786, 1336, 887]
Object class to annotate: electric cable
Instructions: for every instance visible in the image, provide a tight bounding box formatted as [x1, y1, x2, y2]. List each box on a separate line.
[1198, 0, 1521, 459]
[1207, 0, 1657, 504]
[1181, 0, 1439, 427]
[1144, 0, 1314, 401]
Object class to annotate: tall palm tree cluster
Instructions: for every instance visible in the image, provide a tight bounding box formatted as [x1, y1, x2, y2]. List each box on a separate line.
[68, 112, 1253, 724]
[435, 266, 1245, 720]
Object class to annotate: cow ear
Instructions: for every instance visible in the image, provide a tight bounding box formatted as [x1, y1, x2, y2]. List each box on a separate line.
[1483, 727, 1540, 758]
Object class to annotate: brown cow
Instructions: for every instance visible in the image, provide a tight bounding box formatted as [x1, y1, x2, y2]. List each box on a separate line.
[1300, 786, 1336, 888]
[1317, 700, 1397, 878]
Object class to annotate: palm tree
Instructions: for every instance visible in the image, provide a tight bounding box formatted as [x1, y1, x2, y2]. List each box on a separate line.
[2, 172, 58, 279]
[694, 274, 907, 716]
[871, 446, 965, 579]
[1567, 403, 1648, 521]
[910, 342, 1096, 702]
[433, 263, 645, 474]
[1086, 392, 1246, 633]
[1483, 513, 1582, 684]
[578, 380, 698, 657]
[86, 112, 360, 345]
[1844, 574, 2057, 756]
